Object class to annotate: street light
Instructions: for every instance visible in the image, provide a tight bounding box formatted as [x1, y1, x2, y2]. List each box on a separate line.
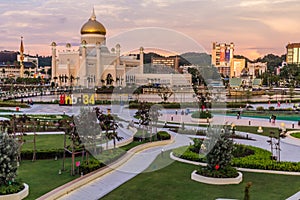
[231, 123, 236, 139]
[180, 87, 183, 103]
[257, 126, 263, 133]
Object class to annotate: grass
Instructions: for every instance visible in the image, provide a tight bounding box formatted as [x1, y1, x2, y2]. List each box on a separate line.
[291, 132, 300, 139]
[235, 125, 293, 137]
[101, 151, 300, 200]
[21, 134, 70, 151]
[18, 158, 80, 200]
[227, 112, 300, 121]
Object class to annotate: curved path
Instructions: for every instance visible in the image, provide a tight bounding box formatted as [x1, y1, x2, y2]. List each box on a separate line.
[58, 133, 191, 200]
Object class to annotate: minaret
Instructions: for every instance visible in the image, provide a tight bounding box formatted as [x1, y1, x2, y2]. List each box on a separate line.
[96, 42, 101, 86]
[81, 40, 87, 86]
[139, 47, 144, 74]
[116, 44, 120, 66]
[51, 42, 57, 81]
[19, 37, 24, 78]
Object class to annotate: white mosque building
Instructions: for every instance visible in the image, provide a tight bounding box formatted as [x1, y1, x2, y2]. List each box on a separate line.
[51, 9, 191, 89]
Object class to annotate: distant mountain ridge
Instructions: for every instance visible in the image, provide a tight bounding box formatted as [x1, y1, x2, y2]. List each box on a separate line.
[180, 52, 211, 66]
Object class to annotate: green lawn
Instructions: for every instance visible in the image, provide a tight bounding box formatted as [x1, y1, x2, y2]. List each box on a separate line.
[291, 132, 300, 139]
[101, 151, 300, 200]
[22, 134, 70, 151]
[234, 125, 293, 137]
[224, 109, 300, 121]
[18, 158, 80, 200]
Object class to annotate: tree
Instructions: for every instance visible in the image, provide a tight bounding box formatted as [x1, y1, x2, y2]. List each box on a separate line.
[289, 86, 295, 102]
[157, 86, 173, 102]
[0, 132, 19, 186]
[24, 70, 30, 77]
[107, 119, 123, 149]
[134, 102, 150, 141]
[2, 68, 5, 78]
[199, 125, 236, 176]
[95, 108, 123, 150]
[149, 104, 161, 141]
[74, 108, 101, 155]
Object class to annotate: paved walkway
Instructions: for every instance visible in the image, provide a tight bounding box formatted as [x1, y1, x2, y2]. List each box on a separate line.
[58, 133, 191, 200]
[3, 105, 300, 199]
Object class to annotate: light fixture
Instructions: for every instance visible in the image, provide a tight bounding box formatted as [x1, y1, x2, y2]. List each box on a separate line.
[257, 126, 263, 133]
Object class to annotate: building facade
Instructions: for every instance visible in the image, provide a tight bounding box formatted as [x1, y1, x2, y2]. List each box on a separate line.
[286, 43, 300, 65]
[248, 62, 267, 78]
[211, 42, 235, 77]
[231, 58, 246, 78]
[151, 56, 180, 72]
[51, 9, 191, 89]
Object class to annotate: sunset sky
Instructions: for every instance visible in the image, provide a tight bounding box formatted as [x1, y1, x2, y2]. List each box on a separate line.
[0, 0, 299, 59]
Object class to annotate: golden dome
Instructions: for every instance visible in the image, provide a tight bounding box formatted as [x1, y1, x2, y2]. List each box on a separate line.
[81, 9, 106, 35]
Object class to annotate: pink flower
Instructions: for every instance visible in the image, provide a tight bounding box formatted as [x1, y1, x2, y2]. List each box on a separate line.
[215, 164, 220, 170]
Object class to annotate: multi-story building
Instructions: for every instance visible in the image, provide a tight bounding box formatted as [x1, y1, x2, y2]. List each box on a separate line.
[211, 42, 234, 76]
[212, 42, 234, 67]
[231, 58, 246, 78]
[151, 56, 180, 72]
[286, 43, 300, 65]
[0, 49, 38, 79]
[248, 62, 267, 78]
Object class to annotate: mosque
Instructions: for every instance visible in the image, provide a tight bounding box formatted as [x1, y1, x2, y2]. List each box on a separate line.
[51, 9, 191, 89]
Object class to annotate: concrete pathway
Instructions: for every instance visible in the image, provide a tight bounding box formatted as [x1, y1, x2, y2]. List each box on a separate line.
[58, 133, 191, 200]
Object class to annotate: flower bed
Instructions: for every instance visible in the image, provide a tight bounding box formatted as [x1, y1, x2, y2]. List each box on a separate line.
[0, 183, 28, 200]
[191, 170, 242, 185]
[173, 144, 300, 172]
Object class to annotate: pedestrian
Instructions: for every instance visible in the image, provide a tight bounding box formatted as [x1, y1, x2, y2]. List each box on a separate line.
[171, 115, 173, 121]
[269, 116, 272, 123]
[175, 110, 178, 115]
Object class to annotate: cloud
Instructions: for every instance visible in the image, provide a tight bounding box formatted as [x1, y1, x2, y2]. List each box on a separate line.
[94, 4, 129, 18]
[2, 10, 47, 17]
[0, 0, 299, 58]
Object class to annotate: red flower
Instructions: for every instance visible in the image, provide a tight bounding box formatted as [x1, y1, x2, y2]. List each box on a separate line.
[215, 164, 220, 170]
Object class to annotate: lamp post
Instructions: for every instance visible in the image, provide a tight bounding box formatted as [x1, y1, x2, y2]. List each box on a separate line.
[277, 122, 286, 162]
[119, 87, 122, 106]
[235, 88, 237, 103]
[231, 123, 236, 140]
[180, 87, 183, 103]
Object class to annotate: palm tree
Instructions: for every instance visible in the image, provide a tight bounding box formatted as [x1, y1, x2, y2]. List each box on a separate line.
[75, 76, 80, 86]
[108, 120, 123, 149]
[2, 68, 5, 79]
[24, 70, 30, 78]
[53, 76, 58, 83]
[69, 75, 75, 86]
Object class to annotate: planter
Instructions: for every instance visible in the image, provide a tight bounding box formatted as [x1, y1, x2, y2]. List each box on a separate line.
[0, 183, 29, 200]
[191, 118, 212, 123]
[191, 170, 242, 185]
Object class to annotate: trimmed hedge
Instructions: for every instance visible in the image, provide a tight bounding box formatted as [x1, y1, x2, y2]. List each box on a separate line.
[80, 148, 126, 174]
[79, 159, 105, 174]
[197, 165, 239, 178]
[191, 111, 212, 119]
[21, 149, 65, 160]
[173, 145, 300, 172]
[133, 129, 171, 141]
[157, 131, 171, 140]
[0, 181, 24, 195]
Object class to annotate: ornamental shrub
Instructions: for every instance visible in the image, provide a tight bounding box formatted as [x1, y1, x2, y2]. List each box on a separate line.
[191, 111, 212, 119]
[0, 132, 19, 186]
[157, 131, 170, 140]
